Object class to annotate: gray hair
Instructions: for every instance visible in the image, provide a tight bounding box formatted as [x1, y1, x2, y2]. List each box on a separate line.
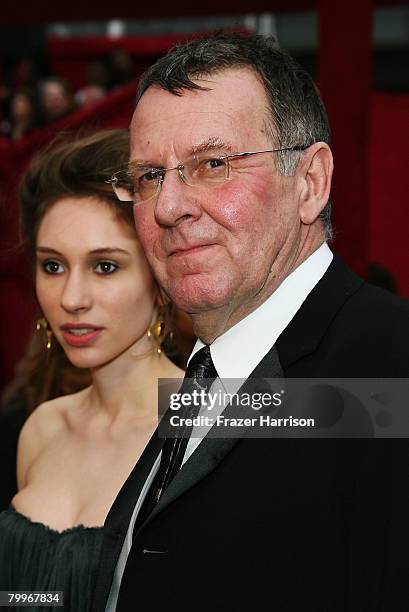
[137, 32, 332, 240]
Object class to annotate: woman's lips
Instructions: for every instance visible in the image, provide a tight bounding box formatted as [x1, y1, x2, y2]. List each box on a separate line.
[60, 325, 103, 347]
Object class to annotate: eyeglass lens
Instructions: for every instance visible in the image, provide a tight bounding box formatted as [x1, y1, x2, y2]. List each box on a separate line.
[115, 154, 231, 203]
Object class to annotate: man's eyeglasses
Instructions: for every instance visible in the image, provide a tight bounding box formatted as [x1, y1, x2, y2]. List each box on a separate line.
[106, 146, 308, 205]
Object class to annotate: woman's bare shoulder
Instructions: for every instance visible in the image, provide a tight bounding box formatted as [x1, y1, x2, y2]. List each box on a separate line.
[22, 388, 90, 439]
[16, 388, 91, 488]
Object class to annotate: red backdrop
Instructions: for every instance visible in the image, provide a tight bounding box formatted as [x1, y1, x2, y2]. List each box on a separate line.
[369, 92, 409, 296]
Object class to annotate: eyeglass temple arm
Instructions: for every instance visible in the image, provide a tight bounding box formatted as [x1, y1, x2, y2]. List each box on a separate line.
[227, 145, 308, 161]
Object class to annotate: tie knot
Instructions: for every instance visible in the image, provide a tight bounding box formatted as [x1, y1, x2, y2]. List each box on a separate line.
[185, 345, 218, 390]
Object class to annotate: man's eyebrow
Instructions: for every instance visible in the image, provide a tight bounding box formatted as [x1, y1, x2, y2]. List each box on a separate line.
[129, 137, 235, 170]
[36, 247, 131, 256]
[190, 137, 235, 155]
[128, 159, 155, 170]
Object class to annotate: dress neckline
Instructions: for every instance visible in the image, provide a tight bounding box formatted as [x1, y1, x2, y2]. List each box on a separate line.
[8, 505, 104, 536]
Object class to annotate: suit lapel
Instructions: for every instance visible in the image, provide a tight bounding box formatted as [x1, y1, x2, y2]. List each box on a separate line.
[139, 343, 284, 529]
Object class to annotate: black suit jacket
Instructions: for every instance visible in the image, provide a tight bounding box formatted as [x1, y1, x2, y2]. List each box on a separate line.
[92, 256, 409, 611]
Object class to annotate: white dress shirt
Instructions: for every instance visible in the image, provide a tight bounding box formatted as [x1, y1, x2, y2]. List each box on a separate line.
[105, 242, 333, 611]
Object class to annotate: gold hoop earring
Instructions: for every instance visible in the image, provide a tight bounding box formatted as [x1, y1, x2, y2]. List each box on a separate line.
[147, 308, 166, 355]
[36, 317, 52, 350]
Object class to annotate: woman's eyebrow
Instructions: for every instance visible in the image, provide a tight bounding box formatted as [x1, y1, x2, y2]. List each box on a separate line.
[88, 248, 131, 255]
[36, 247, 131, 256]
[36, 246, 63, 256]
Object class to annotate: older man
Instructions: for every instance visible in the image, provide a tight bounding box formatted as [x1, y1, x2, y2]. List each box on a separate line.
[94, 33, 409, 611]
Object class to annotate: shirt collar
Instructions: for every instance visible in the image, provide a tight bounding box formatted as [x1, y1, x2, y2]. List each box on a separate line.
[190, 242, 333, 380]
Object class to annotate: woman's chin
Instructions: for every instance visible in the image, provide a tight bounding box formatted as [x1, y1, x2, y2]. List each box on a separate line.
[63, 348, 105, 370]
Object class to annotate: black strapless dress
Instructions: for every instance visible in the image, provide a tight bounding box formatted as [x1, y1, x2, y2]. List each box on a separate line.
[0, 507, 104, 611]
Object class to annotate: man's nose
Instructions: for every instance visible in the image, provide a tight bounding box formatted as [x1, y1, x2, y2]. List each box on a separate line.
[60, 271, 92, 313]
[153, 168, 202, 227]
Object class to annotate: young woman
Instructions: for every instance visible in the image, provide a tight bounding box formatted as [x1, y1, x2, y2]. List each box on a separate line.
[0, 130, 184, 611]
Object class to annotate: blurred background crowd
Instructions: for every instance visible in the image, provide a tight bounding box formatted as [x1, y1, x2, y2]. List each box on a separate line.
[1, 5, 408, 142]
[0, 45, 136, 140]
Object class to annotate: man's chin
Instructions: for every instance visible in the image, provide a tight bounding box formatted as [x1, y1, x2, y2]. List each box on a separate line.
[169, 285, 229, 315]
[174, 296, 225, 314]
[154, 267, 235, 316]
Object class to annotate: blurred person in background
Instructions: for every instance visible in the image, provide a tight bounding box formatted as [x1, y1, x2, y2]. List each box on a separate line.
[0, 88, 41, 140]
[108, 48, 135, 90]
[39, 76, 76, 124]
[75, 84, 106, 108]
[0, 25, 49, 123]
[13, 56, 49, 93]
[75, 59, 111, 108]
[0, 129, 184, 612]
[87, 58, 112, 92]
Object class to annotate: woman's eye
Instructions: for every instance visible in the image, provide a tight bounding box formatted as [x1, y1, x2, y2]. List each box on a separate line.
[94, 261, 118, 275]
[42, 260, 64, 274]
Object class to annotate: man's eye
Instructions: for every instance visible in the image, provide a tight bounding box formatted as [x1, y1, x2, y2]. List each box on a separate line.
[196, 157, 228, 179]
[206, 158, 226, 169]
[94, 261, 118, 275]
[138, 169, 161, 184]
[43, 260, 64, 274]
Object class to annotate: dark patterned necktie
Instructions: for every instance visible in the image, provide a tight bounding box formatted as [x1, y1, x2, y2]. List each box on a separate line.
[134, 345, 218, 531]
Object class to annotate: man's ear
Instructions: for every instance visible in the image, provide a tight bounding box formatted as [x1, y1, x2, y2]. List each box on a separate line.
[298, 143, 333, 225]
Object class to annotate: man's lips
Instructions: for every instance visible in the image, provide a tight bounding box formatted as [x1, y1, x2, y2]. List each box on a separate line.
[169, 244, 216, 257]
[60, 323, 103, 347]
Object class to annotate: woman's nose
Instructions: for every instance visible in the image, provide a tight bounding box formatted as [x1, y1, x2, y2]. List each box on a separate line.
[60, 271, 93, 313]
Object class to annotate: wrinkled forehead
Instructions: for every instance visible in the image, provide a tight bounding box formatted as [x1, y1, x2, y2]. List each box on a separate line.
[130, 67, 274, 163]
